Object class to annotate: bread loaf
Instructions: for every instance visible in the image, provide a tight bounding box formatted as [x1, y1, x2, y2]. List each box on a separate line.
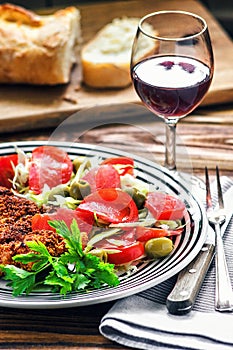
[81, 17, 156, 89]
[0, 3, 81, 85]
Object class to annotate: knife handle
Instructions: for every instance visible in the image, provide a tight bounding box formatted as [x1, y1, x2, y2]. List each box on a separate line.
[166, 243, 215, 315]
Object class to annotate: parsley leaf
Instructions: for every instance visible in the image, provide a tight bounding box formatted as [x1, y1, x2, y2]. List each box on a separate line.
[48, 220, 83, 257]
[0, 265, 36, 296]
[0, 219, 120, 296]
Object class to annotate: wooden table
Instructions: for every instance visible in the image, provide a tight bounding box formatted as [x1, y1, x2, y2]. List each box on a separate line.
[0, 105, 233, 350]
[0, 1, 233, 349]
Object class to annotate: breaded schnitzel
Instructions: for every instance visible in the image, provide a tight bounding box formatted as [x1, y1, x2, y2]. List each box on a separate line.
[0, 186, 66, 273]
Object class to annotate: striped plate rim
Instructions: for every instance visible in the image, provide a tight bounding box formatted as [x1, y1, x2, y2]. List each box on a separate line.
[0, 141, 207, 309]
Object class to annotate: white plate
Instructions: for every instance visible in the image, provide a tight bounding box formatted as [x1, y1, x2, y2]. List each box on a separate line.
[0, 141, 207, 309]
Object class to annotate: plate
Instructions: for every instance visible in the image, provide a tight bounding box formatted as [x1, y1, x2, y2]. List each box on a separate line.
[0, 141, 207, 309]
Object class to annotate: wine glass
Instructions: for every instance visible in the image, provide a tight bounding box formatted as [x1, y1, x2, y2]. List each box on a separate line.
[131, 10, 214, 172]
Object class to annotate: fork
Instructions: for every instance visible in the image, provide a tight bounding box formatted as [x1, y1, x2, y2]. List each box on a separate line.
[205, 166, 233, 312]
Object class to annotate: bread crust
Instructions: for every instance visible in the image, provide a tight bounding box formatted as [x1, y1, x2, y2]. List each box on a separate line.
[0, 4, 81, 85]
[0, 3, 42, 26]
[82, 61, 131, 89]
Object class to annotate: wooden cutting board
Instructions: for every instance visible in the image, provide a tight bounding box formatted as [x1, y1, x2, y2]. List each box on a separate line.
[0, 0, 233, 133]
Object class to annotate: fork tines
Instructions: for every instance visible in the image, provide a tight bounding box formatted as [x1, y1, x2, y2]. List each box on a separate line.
[216, 166, 224, 209]
[205, 166, 224, 211]
[205, 166, 212, 210]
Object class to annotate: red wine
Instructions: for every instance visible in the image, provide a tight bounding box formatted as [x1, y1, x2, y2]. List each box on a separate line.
[131, 56, 212, 119]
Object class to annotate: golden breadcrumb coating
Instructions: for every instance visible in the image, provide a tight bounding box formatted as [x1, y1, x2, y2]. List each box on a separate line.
[0, 186, 67, 275]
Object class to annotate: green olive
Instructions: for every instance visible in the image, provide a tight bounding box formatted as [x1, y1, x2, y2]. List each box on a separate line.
[73, 157, 91, 173]
[89, 249, 108, 263]
[155, 220, 181, 230]
[69, 180, 91, 199]
[124, 187, 146, 209]
[48, 186, 70, 201]
[145, 237, 173, 259]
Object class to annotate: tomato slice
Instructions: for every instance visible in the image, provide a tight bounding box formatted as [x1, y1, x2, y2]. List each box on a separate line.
[107, 242, 144, 265]
[32, 207, 94, 235]
[145, 192, 185, 220]
[136, 226, 183, 242]
[82, 165, 120, 192]
[78, 188, 138, 224]
[101, 157, 134, 176]
[0, 154, 18, 188]
[29, 146, 73, 194]
[95, 164, 121, 189]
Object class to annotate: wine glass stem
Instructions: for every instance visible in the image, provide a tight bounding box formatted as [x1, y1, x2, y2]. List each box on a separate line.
[165, 120, 177, 171]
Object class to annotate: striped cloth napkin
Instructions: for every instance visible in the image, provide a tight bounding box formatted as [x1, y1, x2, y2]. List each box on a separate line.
[99, 177, 233, 350]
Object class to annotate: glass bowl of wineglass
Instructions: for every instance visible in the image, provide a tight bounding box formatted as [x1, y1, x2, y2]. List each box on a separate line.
[131, 10, 214, 172]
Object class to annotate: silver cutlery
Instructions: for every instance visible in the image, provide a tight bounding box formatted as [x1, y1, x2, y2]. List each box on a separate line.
[205, 166, 233, 312]
[166, 174, 233, 315]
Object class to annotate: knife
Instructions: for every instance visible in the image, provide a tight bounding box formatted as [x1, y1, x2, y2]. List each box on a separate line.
[166, 184, 233, 315]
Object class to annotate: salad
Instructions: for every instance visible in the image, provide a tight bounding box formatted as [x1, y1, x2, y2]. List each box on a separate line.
[0, 145, 186, 295]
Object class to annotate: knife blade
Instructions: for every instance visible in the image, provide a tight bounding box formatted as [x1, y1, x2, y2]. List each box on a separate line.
[166, 184, 233, 315]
